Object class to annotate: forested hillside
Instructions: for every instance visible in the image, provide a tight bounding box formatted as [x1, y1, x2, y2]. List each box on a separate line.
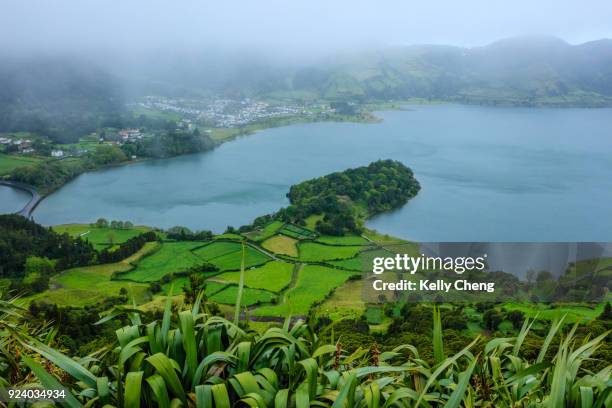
[0, 56, 124, 143]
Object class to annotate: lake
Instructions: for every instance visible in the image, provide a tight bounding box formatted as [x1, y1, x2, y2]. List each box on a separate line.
[32, 104, 612, 241]
[0, 185, 30, 214]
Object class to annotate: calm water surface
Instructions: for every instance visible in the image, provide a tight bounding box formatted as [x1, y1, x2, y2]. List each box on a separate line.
[0, 185, 30, 213]
[33, 105, 612, 241]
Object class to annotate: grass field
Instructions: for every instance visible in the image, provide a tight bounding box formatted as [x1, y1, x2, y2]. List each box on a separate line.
[214, 261, 294, 292]
[0, 153, 44, 175]
[318, 279, 366, 320]
[163, 279, 228, 297]
[243, 221, 284, 242]
[119, 241, 204, 282]
[253, 265, 358, 316]
[297, 242, 363, 262]
[192, 241, 271, 270]
[24, 243, 159, 307]
[501, 302, 605, 323]
[53, 224, 152, 250]
[316, 235, 372, 246]
[261, 235, 299, 257]
[210, 286, 277, 306]
[279, 223, 317, 240]
[192, 241, 241, 259]
[328, 248, 412, 272]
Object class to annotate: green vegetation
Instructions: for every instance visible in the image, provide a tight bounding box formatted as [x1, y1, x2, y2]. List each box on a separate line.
[214, 261, 294, 292]
[327, 249, 389, 271]
[0, 214, 96, 282]
[242, 220, 284, 241]
[279, 160, 420, 236]
[118, 241, 203, 282]
[315, 234, 371, 245]
[192, 241, 242, 259]
[193, 241, 271, 270]
[23, 242, 158, 307]
[210, 285, 276, 306]
[261, 234, 299, 257]
[5, 296, 609, 407]
[255, 265, 358, 316]
[0, 153, 44, 175]
[297, 242, 363, 261]
[278, 223, 317, 240]
[52, 223, 152, 250]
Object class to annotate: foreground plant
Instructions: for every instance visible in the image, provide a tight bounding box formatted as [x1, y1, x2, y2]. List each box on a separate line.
[16, 297, 612, 407]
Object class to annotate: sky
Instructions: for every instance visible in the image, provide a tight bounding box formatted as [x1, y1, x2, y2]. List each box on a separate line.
[1, 0, 612, 55]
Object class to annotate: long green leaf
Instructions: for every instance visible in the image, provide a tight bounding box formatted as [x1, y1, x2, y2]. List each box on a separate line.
[21, 355, 83, 408]
[432, 306, 445, 364]
[234, 241, 247, 324]
[146, 374, 171, 408]
[179, 310, 198, 383]
[445, 358, 477, 408]
[146, 353, 187, 404]
[26, 341, 97, 388]
[124, 371, 144, 408]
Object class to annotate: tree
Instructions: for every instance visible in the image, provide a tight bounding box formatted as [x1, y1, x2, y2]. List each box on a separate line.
[21, 256, 55, 293]
[483, 309, 504, 331]
[183, 272, 207, 306]
[25, 256, 55, 276]
[599, 302, 612, 321]
[95, 218, 108, 228]
[506, 310, 525, 329]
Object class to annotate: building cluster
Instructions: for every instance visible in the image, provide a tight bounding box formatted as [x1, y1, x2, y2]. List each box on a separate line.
[117, 128, 143, 141]
[135, 96, 319, 128]
[0, 137, 34, 154]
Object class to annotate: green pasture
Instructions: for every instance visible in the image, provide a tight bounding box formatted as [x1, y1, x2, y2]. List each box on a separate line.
[0, 153, 44, 175]
[327, 248, 388, 271]
[318, 279, 366, 320]
[214, 261, 294, 292]
[210, 286, 277, 307]
[501, 302, 605, 323]
[316, 234, 372, 246]
[253, 265, 358, 316]
[192, 241, 271, 270]
[119, 241, 204, 282]
[261, 235, 299, 257]
[163, 279, 228, 297]
[192, 241, 241, 259]
[297, 242, 363, 262]
[243, 221, 284, 242]
[53, 224, 152, 250]
[24, 243, 159, 307]
[279, 223, 317, 240]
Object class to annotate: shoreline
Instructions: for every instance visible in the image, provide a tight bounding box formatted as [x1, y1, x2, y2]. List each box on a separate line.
[0, 180, 42, 218]
[9, 106, 392, 218]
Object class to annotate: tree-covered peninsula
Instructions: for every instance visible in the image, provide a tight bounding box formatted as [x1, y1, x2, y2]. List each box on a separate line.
[277, 160, 421, 235]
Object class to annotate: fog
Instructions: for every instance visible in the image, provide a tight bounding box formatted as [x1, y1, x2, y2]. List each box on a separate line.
[2, 0, 612, 57]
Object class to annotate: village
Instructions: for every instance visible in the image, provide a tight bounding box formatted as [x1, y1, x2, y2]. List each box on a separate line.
[135, 96, 333, 128]
[1, 96, 341, 168]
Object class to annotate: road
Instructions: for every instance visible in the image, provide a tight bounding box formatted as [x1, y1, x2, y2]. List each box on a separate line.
[0, 180, 43, 218]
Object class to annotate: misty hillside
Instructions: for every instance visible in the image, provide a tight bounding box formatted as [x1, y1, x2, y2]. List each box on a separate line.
[1, 36, 611, 142]
[0, 57, 123, 142]
[284, 35, 612, 105]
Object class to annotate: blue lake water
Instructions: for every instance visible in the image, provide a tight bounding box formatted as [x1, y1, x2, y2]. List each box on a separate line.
[0, 185, 30, 213]
[32, 104, 612, 241]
